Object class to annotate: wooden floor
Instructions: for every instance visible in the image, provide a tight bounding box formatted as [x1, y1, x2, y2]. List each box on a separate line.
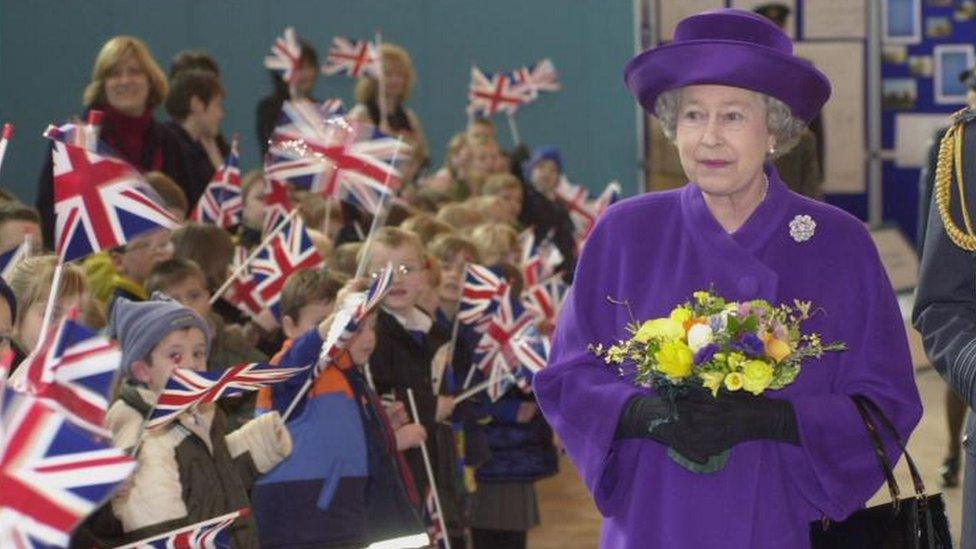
[527, 367, 965, 548]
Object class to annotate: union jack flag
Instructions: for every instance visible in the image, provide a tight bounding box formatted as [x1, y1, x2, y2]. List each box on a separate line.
[274, 100, 345, 142]
[468, 66, 533, 117]
[322, 37, 379, 78]
[0, 389, 136, 548]
[13, 313, 121, 436]
[226, 246, 263, 319]
[519, 229, 563, 287]
[422, 487, 447, 548]
[249, 216, 324, 318]
[0, 236, 30, 283]
[316, 263, 394, 374]
[115, 508, 246, 549]
[260, 177, 295, 236]
[555, 177, 621, 252]
[148, 363, 309, 430]
[267, 117, 405, 214]
[191, 136, 243, 229]
[473, 290, 547, 401]
[458, 264, 509, 328]
[43, 122, 113, 155]
[507, 324, 550, 394]
[48, 139, 180, 262]
[511, 58, 561, 100]
[521, 276, 569, 326]
[264, 27, 303, 84]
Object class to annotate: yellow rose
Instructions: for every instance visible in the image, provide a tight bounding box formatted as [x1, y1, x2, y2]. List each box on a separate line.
[654, 340, 694, 379]
[765, 337, 792, 363]
[669, 307, 693, 324]
[700, 371, 725, 397]
[724, 372, 744, 392]
[634, 318, 685, 343]
[741, 360, 775, 395]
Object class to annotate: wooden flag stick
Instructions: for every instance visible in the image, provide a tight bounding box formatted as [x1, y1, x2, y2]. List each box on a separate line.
[353, 137, 404, 280]
[405, 388, 452, 549]
[0, 123, 14, 177]
[209, 208, 300, 304]
[506, 111, 521, 146]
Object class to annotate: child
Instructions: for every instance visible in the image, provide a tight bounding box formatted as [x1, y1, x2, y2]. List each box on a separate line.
[365, 227, 468, 547]
[7, 255, 88, 357]
[400, 213, 454, 246]
[436, 203, 486, 232]
[481, 173, 525, 227]
[471, 223, 520, 267]
[239, 169, 266, 250]
[429, 234, 480, 325]
[0, 200, 42, 255]
[101, 296, 292, 547]
[146, 258, 267, 431]
[252, 269, 428, 547]
[108, 228, 174, 305]
[0, 279, 15, 357]
[145, 171, 190, 222]
[327, 242, 363, 279]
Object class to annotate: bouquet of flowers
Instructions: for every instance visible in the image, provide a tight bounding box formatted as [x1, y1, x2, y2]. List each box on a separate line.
[591, 290, 846, 471]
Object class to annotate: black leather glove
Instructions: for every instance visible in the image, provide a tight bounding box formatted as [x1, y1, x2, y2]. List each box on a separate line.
[615, 392, 800, 464]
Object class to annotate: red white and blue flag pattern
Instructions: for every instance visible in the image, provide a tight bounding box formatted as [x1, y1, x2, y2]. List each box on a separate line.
[316, 263, 394, 375]
[0, 236, 30, 283]
[0, 387, 136, 548]
[520, 276, 569, 327]
[518, 229, 563, 288]
[226, 246, 263, 319]
[12, 313, 121, 436]
[511, 58, 561, 99]
[249, 216, 324, 318]
[116, 508, 246, 549]
[555, 177, 621, 252]
[322, 37, 379, 78]
[191, 137, 243, 229]
[458, 264, 509, 329]
[148, 363, 309, 430]
[264, 27, 303, 85]
[422, 487, 447, 548]
[473, 287, 547, 401]
[467, 66, 533, 117]
[267, 117, 405, 215]
[48, 139, 180, 262]
[259, 178, 294, 237]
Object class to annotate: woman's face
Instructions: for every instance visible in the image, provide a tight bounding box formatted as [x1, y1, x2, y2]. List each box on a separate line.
[296, 59, 318, 97]
[16, 292, 85, 353]
[673, 85, 773, 199]
[104, 52, 150, 116]
[383, 62, 408, 102]
[193, 93, 225, 139]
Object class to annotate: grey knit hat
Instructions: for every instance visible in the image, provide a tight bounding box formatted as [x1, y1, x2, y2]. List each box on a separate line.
[108, 295, 212, 375]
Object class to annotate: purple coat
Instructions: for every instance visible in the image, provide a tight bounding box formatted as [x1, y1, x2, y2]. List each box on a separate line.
[534, 168, 922, 548]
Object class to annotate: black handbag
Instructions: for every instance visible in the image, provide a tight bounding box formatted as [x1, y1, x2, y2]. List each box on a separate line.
[810, 395, 953, 548]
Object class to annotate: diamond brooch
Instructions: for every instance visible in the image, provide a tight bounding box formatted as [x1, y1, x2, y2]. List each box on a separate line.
[789, 214, 816, 243]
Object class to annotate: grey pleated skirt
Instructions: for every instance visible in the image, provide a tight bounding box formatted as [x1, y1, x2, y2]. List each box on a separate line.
[469, 482, 540, 531]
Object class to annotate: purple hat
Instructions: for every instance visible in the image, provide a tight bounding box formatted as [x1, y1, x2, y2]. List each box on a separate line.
[624, 8, 830, 122]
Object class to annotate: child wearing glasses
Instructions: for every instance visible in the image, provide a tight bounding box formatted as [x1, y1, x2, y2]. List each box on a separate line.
[365, 227, 468, 548]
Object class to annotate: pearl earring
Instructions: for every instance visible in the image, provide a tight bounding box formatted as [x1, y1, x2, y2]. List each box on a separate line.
[768, 146, 776, 155]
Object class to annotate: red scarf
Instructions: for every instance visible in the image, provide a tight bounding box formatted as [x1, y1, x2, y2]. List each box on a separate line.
[101, 104, 157, 170]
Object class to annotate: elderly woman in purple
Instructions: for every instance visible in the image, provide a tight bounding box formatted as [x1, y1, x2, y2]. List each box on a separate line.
[534, 9, 922, 548]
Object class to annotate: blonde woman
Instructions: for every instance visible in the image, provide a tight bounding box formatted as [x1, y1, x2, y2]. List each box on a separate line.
[349, 43, 429, 186]
[36, 35, 189, 247]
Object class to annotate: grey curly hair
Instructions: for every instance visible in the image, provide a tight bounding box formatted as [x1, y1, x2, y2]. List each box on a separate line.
[653, 88, 807, 159]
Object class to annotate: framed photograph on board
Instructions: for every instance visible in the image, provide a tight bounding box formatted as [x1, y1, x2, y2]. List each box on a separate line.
[883, 0, 921, 43]
[934, 44, 974, 104]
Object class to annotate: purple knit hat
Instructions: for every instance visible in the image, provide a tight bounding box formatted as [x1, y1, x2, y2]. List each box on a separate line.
[624, 8, 830, 122]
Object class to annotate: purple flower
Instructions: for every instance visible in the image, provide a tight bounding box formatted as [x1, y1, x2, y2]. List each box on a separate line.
[695, 343, 719, 365]
[733, 333, 765, 357]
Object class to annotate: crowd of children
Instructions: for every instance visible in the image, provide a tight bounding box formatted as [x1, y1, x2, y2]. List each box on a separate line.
[0, 36, 591, 549]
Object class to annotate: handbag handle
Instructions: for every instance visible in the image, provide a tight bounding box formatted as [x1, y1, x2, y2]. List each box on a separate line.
[852, 395, 927, 499]
[850, 396, 902, 510]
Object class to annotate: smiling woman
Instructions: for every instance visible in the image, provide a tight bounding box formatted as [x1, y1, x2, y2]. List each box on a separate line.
[34, 35, 190, 249]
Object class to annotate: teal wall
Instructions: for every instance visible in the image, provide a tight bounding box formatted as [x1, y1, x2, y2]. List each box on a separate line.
[0, 0, 639, 204]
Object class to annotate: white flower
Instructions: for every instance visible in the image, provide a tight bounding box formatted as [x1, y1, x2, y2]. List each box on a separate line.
[687, 323, 714, 353]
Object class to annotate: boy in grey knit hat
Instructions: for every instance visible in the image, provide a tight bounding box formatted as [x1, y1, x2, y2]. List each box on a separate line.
[92, 296, 292, 548]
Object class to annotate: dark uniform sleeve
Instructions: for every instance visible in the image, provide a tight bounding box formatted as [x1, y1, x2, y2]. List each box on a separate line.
[913, 121, 976, 409]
